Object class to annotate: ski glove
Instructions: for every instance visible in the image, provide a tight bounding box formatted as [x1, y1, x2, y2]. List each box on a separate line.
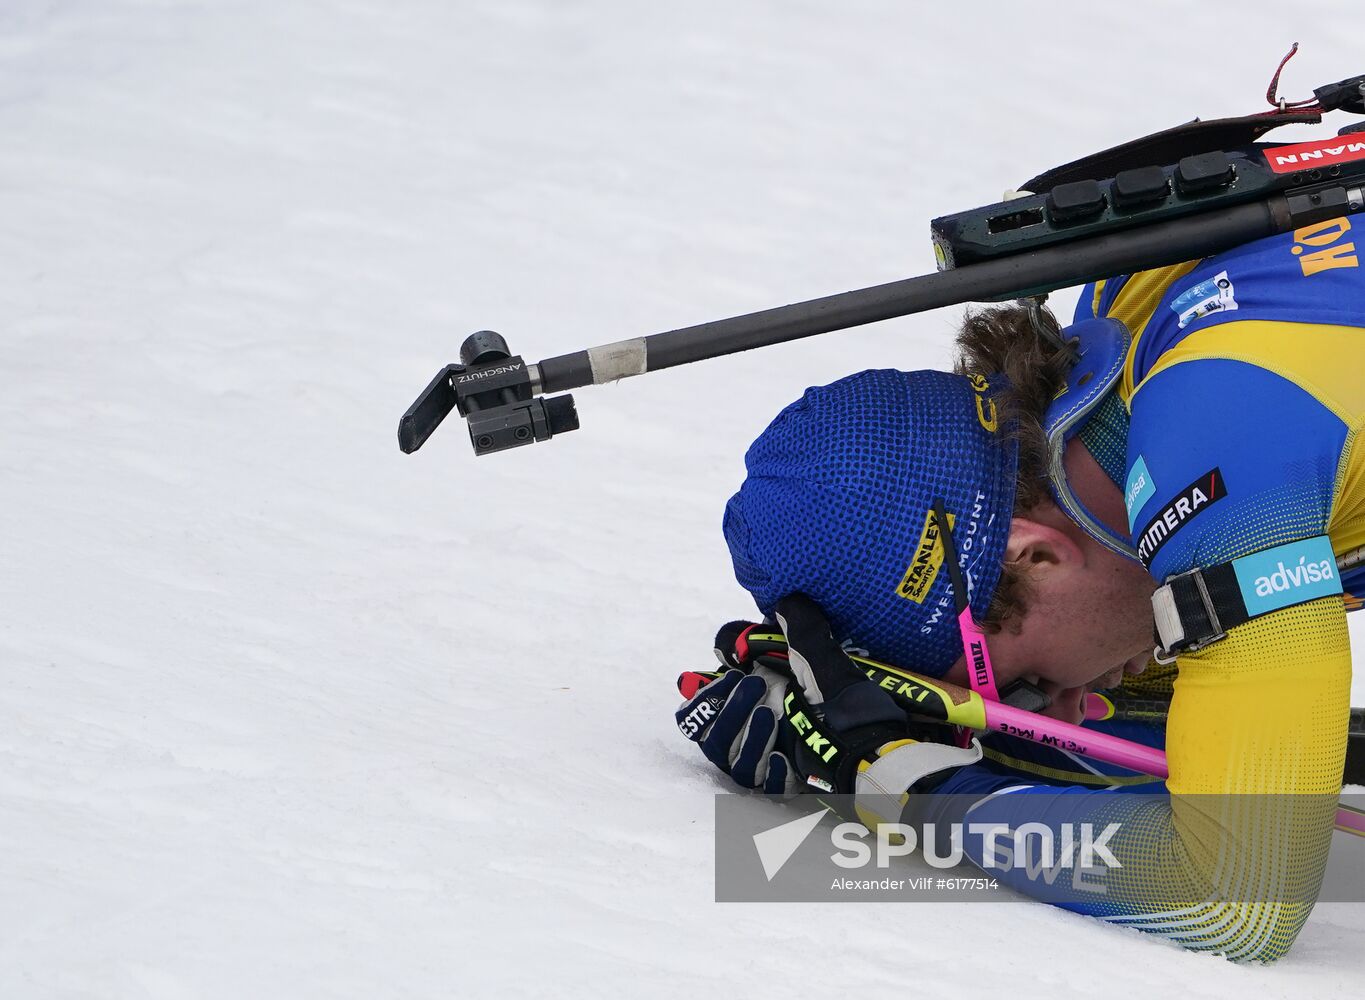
[674, 621, 800, 795]
[677, 595, 978, 824]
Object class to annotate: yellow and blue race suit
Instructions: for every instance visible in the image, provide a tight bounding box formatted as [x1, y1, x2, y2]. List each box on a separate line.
[931, 216, 1363, 961]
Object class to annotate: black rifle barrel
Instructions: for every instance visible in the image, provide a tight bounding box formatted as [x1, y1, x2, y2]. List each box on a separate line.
[537, 197, 1286, 394]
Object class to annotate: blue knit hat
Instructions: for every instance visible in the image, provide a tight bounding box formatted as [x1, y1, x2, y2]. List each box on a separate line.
[723, 368, 1018, 677]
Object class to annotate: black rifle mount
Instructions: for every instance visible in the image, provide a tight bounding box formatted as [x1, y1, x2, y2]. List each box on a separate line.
[398, 331, 578, 457]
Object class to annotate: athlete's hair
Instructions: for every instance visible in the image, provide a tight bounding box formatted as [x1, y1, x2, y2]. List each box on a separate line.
[953, 303, 1074, 632]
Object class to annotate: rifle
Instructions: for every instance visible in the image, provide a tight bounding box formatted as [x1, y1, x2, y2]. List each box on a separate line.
[398, 70, 1365, 459]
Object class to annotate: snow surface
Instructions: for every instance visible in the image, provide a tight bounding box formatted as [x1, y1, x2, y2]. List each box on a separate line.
[2, 1, 1363, 996]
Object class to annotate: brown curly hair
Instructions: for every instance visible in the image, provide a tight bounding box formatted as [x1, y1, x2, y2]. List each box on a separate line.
[952, 302, 1075, 633]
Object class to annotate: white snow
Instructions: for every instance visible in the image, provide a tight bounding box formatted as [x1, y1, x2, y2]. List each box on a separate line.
[2, 1, 1363, 996]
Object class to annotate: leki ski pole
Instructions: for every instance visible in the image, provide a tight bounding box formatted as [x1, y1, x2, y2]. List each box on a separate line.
[682, 632, 1365, 837]
[856, 654, 1365, 837]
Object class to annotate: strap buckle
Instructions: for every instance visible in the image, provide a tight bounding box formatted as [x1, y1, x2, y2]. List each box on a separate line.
[1151, 566, 1227, 662]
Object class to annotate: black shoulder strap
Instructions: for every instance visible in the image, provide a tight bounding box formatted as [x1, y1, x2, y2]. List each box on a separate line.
[1021, 109, 1322, 194]
[1151, 536, 1343, 661]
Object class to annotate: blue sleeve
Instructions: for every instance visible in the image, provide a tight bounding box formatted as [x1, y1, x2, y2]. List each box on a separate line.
[1123, 358, 1345, 580]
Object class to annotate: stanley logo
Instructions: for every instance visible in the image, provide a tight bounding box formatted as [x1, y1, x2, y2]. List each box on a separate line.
[897, 510, 954, 604]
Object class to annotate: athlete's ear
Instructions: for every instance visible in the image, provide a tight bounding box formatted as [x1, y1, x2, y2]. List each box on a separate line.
[1004, 515, 1085, 574]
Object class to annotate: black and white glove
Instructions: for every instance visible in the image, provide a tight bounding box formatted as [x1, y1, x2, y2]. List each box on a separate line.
[675, 621, 800, 794]
[677, 596, 979, 824]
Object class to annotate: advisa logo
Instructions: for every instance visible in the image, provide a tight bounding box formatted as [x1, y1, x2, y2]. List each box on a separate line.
[1251, 555, 1335, 598]
[896, 509, 955, 603]
[1233, 536, 1343, 617]
[1123, 456, 1156, 530]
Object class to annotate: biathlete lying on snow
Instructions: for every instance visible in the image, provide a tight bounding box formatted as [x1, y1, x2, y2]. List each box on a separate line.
[677, 218, 1364, 961]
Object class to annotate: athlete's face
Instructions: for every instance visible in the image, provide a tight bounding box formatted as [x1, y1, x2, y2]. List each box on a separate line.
[1009, 526, 1158, 722]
